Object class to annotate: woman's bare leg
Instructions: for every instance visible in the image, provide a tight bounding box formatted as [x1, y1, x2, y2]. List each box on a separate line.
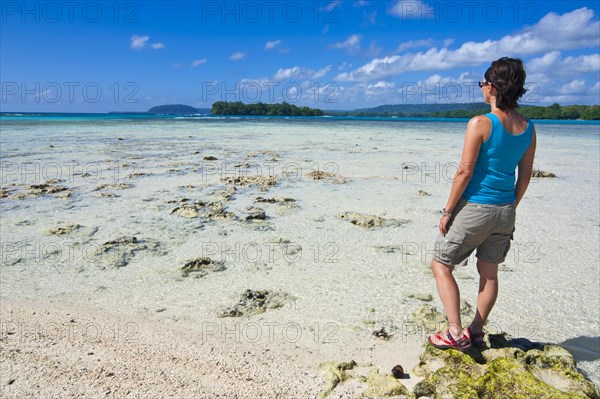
[431, 258, 464, 338]
[469, 258, 499, 334]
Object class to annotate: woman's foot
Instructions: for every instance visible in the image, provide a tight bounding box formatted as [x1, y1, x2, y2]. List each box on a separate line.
[428, 330, 471, 352]
[465, 327, 486, 348]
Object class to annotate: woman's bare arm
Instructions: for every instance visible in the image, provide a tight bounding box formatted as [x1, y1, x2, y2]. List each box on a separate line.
[439, 115, 488, 235]
[514, 127, 537, 207]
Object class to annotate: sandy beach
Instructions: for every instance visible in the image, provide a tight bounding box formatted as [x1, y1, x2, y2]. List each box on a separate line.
[0, 299, 429, 398]
[1, 116, 599, 397]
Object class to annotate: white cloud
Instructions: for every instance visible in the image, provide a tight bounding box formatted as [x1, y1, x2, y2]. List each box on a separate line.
[322, 1, 341, 12]
[330, 34, 381, 57]
[265, 40, 282, 50]
[330, 34, 362, 51]
[528, 7, 600, 49]
[336, 8, 600, 82]
[365, 81, 395, 96]
[422, 74, 454, 85]
[559, 80, 586, 94]
[273, 65, 332, 80]
[314, 65, 333, 78]
[353, 0, 369, 7]
[527, 51, 600, 84]
[388, 0, 432, 19]
[338, 62, 352, 71]
[524, 51, 599, 103]
[442, 38, 455, 47]
[130, 35, 149, 50]
[396, 38, 434, 53]
[130, 35, 164, 50]
[230, 52, 246, 60]
[563, 54, 600, 72]
[274, 67, 304, 80]
[191, 59, 207, 67]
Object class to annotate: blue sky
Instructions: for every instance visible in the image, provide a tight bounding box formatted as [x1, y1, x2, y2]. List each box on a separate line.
[1, 0, 599, 112]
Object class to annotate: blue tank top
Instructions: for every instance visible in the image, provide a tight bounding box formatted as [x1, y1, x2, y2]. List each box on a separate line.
[463, 113, 534, 205]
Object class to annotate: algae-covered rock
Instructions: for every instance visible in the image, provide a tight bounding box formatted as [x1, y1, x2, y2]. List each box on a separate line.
[340, 212, 410, 228]
[405, 292, 433, 302]
[171, 204, 200, 218]
[255, 196, 296, 204]
[0, 187, 14, 198]
[219, 289, 292, 318]
[94, 183, 134, 191]
[97, 236, 163, 267]
[180, 257, 225, 277]
[306, 170, 346, 184]
[361, 368, 412, 398]
[532, 170, 557, 178]
[412, 333, 600, 399]
[21, 182, 73, 199]
[49, 223, 82, 235]
[340, 212, 384, 227]
[525, 345, 600, 399]
[170, 201, 236, 221]
[372, 326, 391, 340]
[244, 206, 266, 220]
[475, 356, 586, 399]
[221, 175, 277, 191]
[317, 360, 356, 398]
[413, 342, 483, 379]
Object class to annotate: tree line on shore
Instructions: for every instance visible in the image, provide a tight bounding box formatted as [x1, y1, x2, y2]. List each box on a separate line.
[430, 103, 600, 120]
[211, 101, 599, 120]
[211, 101, 324, 116]
[333, 104, 600, 120]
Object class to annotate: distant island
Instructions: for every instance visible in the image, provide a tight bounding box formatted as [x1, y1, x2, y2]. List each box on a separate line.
[147, 104, 199, 114]
[211, 101, 324, 116]
[146, 104, 212, 114]
[330, 102, 600, 120]
[106, 102, 599, 120]
[109, 104, 211, 115]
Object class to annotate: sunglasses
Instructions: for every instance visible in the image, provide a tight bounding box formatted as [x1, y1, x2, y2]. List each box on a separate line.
[478, 81, 492, 88]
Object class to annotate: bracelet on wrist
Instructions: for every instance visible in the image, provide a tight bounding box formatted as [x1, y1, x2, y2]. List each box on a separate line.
[442, 208, 453, 217]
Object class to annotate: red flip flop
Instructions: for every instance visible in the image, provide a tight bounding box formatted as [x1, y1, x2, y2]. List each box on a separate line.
[428, 330, 471, 351]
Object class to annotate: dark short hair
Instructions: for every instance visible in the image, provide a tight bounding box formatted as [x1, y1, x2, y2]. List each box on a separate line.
[484, 57, 527, 110]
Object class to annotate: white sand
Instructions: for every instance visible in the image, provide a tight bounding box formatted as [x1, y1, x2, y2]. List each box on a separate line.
[0, 299, 424, 398]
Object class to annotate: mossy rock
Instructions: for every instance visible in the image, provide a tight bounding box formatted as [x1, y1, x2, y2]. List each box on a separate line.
[360, 368, 412, 398]
[428, 366, 481, 399]
[524, 346, 600, 399]
[475, 357, 586, 399]
[317, 360, 357, 398]
[412, 334, 600, 399]
[413, 342, 483, 378]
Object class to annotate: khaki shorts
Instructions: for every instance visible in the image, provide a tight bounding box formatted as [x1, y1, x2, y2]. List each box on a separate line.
[433, 198, 516, 266]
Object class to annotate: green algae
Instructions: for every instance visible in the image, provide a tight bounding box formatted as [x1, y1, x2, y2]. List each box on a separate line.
[360, 368, 412, 398]
[317, 360, 357, 398]
[412, 337, 600, 399]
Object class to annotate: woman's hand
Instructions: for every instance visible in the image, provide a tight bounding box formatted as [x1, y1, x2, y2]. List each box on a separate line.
[439, 215, 451, 236]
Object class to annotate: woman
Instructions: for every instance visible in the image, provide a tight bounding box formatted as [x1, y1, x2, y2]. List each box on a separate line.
[427, 57, 537, 351]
